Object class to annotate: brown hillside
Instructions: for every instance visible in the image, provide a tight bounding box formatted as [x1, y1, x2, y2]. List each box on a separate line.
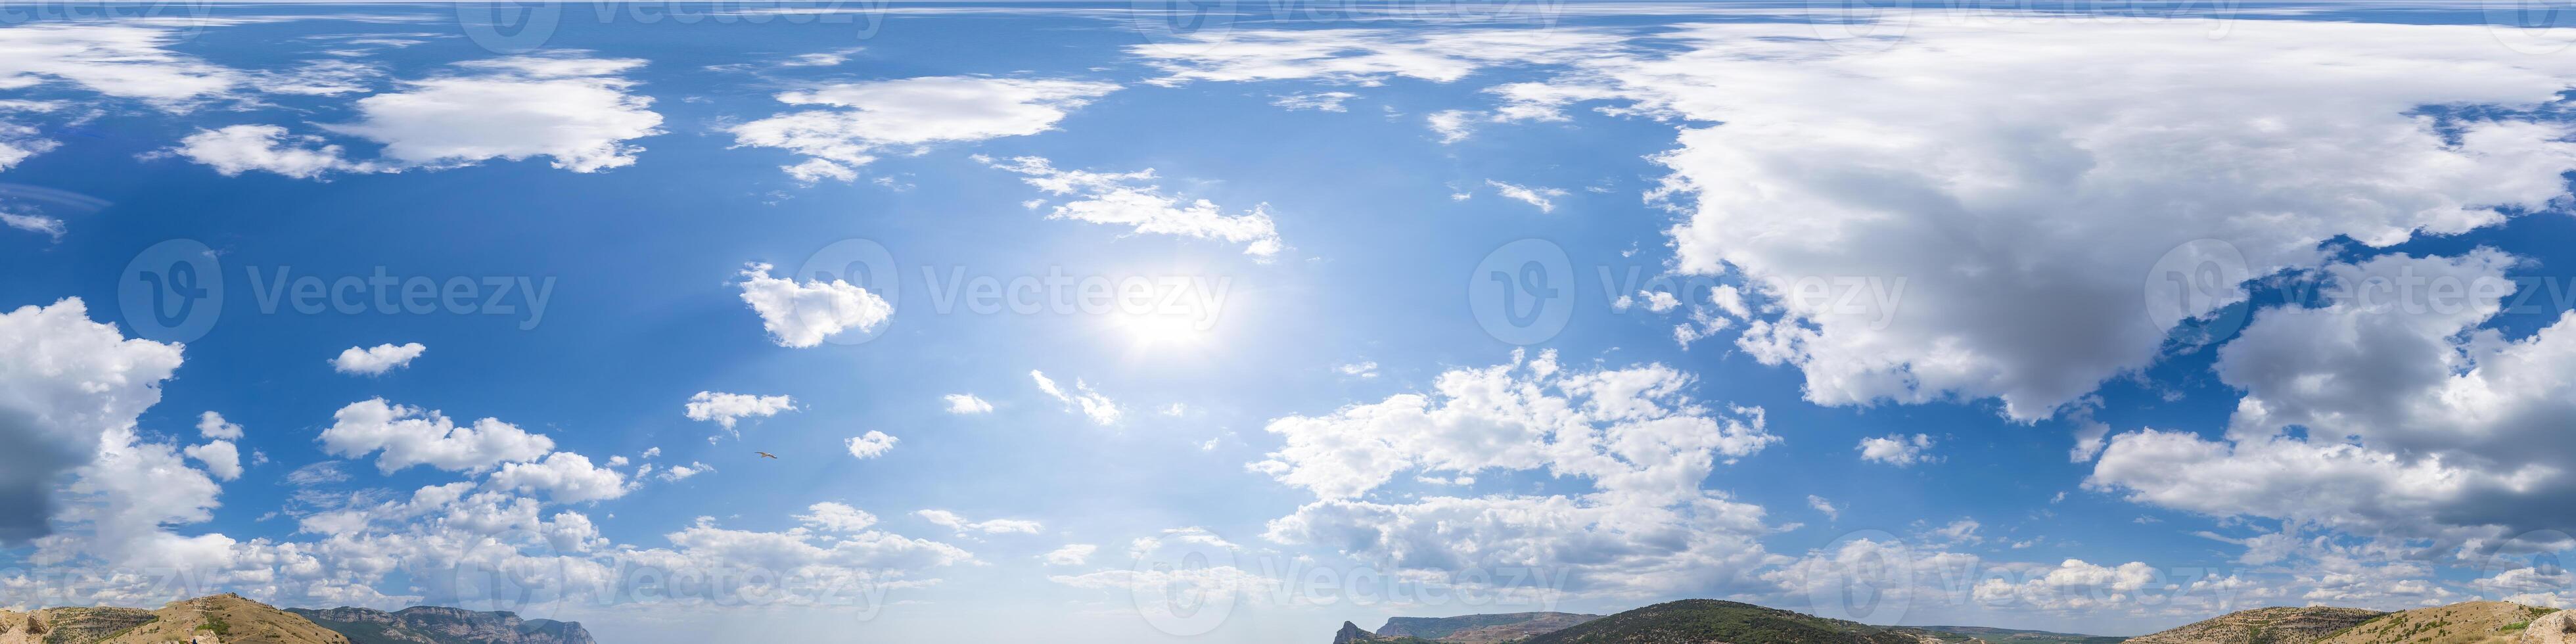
[2127, 607, 2388, 644]
[2314, 601, 2557, 644]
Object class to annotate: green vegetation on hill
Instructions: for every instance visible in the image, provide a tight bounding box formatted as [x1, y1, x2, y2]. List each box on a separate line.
[1523, 599, 1923, 644]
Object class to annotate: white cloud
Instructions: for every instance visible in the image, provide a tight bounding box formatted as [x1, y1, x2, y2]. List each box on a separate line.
[1806, 495, 1839, 520]
[942, 393, 994, 414]
[319, 398, 555, 473]
[34, 427, 234, 571]
[170, 125, 369, 179]
[982, 156, 1285, 259]
[1270, 91, 1356, 112]
[0, 208, 63, 238]
[728, 76, 1118, 182]
[846, 431, 899, 459]
[685, 390, 797, 435]
[797, 501, 877, 532]
[1335, 361, 1379, 379]
[1858, 434, 1936, 467]
[653, 461, 712, 482]
[488, 451, 634, 503]
[196, 411, 244, 440]
[0, 24, 246, 111]
[2090, 251, 2576, 541]
[1254, 350, 1785, 594]
[0, 298, 184, 543]
[323, 54, 663, 173]
[1040, 543, 1096, 566]
[331, 342, 425, 375]
[1549, 20, 2576, 422]
[1483, 179, 1565, 213]
[183, 440, 242, 482]
[734, 262, 892, 348]
[917, 509, 1042, 535]
[1030, 369, 1120, 425]
[1425, 109, 1474, 144]
[1130, 28, 1624, 86]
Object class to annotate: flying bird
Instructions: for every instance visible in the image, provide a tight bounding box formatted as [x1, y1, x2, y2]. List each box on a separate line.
[756, 451, 778, 459]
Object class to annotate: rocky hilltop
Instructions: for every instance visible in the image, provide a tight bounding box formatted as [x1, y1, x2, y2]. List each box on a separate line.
[1373, 612, 1604, 643]
[0, 594, 595, 644]
[288, 606, 595, 644]
[0, 593, 352, 644]
[2126, 607, 2389, 644]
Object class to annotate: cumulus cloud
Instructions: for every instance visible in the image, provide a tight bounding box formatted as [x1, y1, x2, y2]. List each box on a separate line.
[917, 509, 1042, 535]
[1139, 20, 2576, 424]
[797, 501, 877, 532]
[168, 125, 369, 179]
[319, 398, 555, 473]
[685, 391, 796, 435]
[942, 393, 994, 414]
[196, 411, 244, 440]
[323, 54, 664, 173]
[0, 298, 184, 543]
[735, 262, 892, 348]
[1030, 369, 1120, 425]
[331, 342, 425, 375]
[727, 76, 1118, 183]
[1254, 350, 1785, 594]
[2090, 251, 2576, 541]
[488, 451, 633, 503]
[184, 440, 243, 482]
[983, 156, 1285, 259]
[845, 431, 898, 459]
[1858, 434, 1936, 467]
[1579, 20, 2576, 421]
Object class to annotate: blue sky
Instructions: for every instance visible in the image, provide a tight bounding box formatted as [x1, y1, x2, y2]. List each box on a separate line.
[9, 2, 2576, 642]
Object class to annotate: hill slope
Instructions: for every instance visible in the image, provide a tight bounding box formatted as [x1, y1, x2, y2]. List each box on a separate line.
[1375, 612, 1604, 643]
[2127, 607, 2389, 644]
[1522, 599, 1923, 644]
[0, 593, 353, 644]
[2314, 602, 2556, 644]
[288, 606, 596, 644]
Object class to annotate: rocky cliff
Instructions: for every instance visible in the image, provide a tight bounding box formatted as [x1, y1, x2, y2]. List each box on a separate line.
[288, 605, 595, 644]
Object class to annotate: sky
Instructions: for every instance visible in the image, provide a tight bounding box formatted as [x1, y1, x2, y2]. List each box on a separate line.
[8, 1, 2576, 642]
